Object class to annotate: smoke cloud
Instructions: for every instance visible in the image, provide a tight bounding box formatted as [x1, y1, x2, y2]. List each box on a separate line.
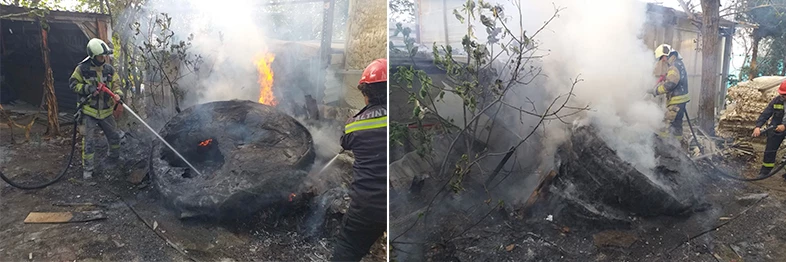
[526, 0, 666, 174]
[117, 0, 343, 111]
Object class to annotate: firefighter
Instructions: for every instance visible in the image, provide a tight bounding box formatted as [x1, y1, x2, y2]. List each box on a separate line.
[331, 58, 387, 262]
[651, 44, 690, 142]
[69, 38, 123, 179]
[752, 80, 786, 177]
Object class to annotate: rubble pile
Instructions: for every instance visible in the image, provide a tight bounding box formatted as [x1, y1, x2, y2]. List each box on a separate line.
[540, 125, 705, 227]
[151, 100, 316, 219]
[718, 76, 786, 156]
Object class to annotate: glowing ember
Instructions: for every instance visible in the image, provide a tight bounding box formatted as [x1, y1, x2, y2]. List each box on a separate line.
[198, 139, 213, 147]
[289, 193, 296, 202]
[254, 52, 276, 106]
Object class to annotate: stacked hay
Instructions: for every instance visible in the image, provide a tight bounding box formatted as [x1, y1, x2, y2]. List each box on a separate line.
[345, 0, 387, 69]
[717, 76, 786, 157]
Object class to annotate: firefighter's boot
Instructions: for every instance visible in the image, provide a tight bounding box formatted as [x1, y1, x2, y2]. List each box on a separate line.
[83, 159, 95, 179]
[759, 166, 773, 177]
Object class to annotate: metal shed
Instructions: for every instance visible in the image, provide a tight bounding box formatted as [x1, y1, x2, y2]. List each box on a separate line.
[0, 5, 112, 114]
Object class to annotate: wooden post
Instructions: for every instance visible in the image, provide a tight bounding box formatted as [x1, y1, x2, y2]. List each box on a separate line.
[699, 0, 720, 135]
[750, 30, 761, 80]
[40, 21, 60, 136]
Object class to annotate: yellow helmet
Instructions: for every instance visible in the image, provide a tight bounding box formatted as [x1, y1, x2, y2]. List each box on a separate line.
[86, 38, 112, 59]
[654, 44, 672, 59]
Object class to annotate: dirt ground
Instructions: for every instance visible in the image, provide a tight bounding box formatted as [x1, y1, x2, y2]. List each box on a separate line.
[0, 114, 386, 261]
[392, 151, 786, 261]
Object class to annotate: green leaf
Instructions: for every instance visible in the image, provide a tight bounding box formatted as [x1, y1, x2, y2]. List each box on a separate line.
[453, 9, 465, 24]
[481, 15, 494, 28]
[413, 106, 422, 118]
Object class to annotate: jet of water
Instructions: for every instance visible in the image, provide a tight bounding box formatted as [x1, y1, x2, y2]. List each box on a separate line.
[122, 104, 204, 177]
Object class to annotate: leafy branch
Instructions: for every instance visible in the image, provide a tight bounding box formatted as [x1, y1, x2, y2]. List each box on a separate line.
[391, 1, 590, 243]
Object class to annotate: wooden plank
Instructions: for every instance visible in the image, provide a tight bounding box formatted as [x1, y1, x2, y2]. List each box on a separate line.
[524, 170, 558, 207]
[24, 211, 105, 224]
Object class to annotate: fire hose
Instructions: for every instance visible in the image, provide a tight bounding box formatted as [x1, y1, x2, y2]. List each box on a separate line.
[650, 74, 784, 182]
[1, 82, 202, 189]
[684, 110, 785, 181]
[0, 94, 92, 189]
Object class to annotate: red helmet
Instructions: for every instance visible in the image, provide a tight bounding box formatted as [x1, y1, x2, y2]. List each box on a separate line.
[779, 80, 786, 95]
[359, 58, 387, 84]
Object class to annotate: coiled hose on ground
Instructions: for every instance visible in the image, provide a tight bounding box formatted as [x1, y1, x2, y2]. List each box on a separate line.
[0, 97, 90, 189]
[0, 117, 80, 189]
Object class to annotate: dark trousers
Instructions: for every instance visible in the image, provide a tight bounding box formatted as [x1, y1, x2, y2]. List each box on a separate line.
[81, 115, 121, 171]
[761, 130, 786, 174]
[331, 204, 386, 262]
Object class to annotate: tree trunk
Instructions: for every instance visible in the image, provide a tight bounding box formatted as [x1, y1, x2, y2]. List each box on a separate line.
[750, 31, 761, 80]
[40, 24, 60, 136]
[699, 0, 720, 135]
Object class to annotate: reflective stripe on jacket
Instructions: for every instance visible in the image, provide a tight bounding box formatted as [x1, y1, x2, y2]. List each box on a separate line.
[656, 58, 690, 105]
[340, 103, 387, 222]
[69, 61, 123, 119]
[756, 95, 786, 128]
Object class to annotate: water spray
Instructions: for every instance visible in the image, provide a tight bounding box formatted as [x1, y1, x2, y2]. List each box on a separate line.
[315, 149, 346, 176]
[99, 84, 204, 177]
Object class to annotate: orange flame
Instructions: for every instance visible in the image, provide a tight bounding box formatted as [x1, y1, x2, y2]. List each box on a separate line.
[254, 52, 276, 106]
[198, 139, 213, 147]
[288, 193, 296, 202]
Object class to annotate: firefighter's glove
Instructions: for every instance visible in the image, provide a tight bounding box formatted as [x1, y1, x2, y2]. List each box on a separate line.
[85, 83, 98, 96]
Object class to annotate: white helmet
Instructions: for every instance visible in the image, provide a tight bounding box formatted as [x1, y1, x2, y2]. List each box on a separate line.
[86, 38, 112, 59]
[654, 44, 672, 59]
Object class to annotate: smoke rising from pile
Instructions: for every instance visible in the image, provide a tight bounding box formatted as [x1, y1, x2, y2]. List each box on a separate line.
[118, 0, 332, 109]
[530, 0, 665, 173]
[118, 0, 345, 160]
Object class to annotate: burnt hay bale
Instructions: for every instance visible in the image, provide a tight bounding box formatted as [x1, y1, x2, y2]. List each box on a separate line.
[545, 125, 704, 227]
[151, 100, 315, 219]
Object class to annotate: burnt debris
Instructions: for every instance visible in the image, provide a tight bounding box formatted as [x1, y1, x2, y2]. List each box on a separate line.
[151, 100, 316, 220]
[541, 125, 706, 227]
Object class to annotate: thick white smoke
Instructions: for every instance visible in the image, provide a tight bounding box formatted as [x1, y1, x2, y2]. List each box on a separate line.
[530, 0, 666, 173]
[119, 0, 332, 108]
[117, 0, 345, 164]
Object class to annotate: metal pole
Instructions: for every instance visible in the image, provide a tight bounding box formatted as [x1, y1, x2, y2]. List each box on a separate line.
[720, 26, 735, 114]
[317, 0, 336, 103]
[442, 0, 449, 46]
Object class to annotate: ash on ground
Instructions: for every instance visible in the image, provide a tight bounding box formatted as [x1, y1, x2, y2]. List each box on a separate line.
[0, 102, 386, 261]
[390, 124, 786, 262]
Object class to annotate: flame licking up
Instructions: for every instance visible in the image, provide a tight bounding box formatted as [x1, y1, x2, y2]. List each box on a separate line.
[198, 139, 213, 147]
[288, 193, 296, 202]
[254, 52, 277, 106]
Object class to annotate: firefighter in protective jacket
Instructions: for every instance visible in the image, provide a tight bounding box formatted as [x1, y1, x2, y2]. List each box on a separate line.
[69, 38, 123, 179]
[331, 59, 387, 262]
[752, 80, 786, 177]
[652, 44, 690, 141]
